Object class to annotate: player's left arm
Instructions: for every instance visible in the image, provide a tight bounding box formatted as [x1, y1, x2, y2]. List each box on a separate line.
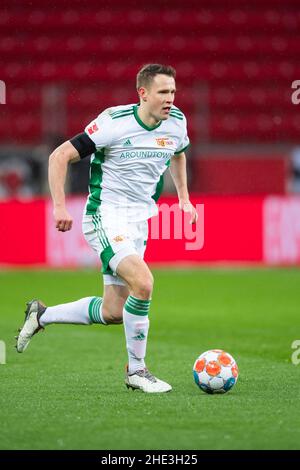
[169, 152, 198, 224]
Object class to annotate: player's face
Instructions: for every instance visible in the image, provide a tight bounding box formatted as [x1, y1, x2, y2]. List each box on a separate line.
[141, 74, 176, 121]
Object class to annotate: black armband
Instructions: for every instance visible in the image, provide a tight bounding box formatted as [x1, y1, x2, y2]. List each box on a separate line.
[69, 133, 96, 159]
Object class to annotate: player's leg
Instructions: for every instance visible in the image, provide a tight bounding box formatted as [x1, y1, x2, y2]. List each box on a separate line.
[115, 253, 171, 393]
[16, 278, 129, 353]
[16, 296, 96, 353]
[116, 254, 152, 371]
[16, 257, 152, 339]
[98, 280, 129, 324]
[16, 214, 127, 353]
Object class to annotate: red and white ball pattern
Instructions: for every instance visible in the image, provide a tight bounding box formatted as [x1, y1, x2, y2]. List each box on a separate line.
[193, 349, 239, 394]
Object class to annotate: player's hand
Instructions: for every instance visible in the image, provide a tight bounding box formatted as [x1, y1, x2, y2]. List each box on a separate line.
[53, 207, 73, 232]
[179, 199, 198, 225]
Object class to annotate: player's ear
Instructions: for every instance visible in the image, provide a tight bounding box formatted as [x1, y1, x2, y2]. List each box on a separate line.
[138, 87, 148, 102]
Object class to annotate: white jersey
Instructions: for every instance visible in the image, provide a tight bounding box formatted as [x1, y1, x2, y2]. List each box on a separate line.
[84, 103, 190, 221]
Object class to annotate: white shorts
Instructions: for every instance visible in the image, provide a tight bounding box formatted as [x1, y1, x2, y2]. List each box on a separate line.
[82, 213, 148, 286]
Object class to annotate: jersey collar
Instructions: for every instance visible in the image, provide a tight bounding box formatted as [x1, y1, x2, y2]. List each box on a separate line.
[133, 105, 162, 131]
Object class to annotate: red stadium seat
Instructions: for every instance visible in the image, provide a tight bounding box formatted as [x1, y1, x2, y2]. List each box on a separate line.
[1, 0, 300, 143]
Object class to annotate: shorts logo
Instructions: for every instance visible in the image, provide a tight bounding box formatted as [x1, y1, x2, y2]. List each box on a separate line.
[113, 235, 125, 242]
[87, 122, 99, 135]
[156, 137, 174, 147]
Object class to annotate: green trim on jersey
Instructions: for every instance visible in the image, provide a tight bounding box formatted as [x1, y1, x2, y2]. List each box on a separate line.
[151, 159, 171, 202]
[133, 105, 162, 131]
[100, 245, 115, 275]
[112, 111, 134, 120]
[170, 106, 184, 120]
[92, 214, 115, 275]
[171, 107, 183, 114]
[152, 174, 164, 202]
[171, 106, 184, 115]
[110, 106, 134, 117]
[170, 112, 183, 120]
[86, 149, 105, 215]
[174, 143, 190, 155]
[92, 214, 110, 249]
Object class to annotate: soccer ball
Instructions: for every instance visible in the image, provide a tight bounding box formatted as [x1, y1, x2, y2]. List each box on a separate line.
[193, 349, 239, 394]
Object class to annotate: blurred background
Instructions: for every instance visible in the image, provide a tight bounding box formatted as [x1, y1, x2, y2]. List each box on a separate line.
[1, 0, 300, 266]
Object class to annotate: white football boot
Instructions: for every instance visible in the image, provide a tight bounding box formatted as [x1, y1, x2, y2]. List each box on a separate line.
[16, 299, 46, 353]
[125, 366, 172, 393]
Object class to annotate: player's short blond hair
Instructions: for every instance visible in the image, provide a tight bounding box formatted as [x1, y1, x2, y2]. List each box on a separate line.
[136, 64, 176, 90]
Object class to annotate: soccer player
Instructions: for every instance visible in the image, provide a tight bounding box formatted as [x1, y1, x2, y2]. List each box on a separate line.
[16, 64, 198, 393]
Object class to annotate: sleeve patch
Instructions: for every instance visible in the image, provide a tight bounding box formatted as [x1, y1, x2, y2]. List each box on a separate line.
[87, 122, 99, 135]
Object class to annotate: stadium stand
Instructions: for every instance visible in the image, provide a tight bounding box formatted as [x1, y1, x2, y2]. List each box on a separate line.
[1, 0, 300, 194]
[1, 0, 300, 145]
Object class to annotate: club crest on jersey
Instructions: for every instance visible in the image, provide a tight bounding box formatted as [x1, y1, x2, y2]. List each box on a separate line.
[113, 235, 125, 242]
[87, 122, 99, 135]
[156, 137, 174, 147]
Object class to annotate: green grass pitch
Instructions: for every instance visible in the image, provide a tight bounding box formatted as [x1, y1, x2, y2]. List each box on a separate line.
[0, 268, 300, 450]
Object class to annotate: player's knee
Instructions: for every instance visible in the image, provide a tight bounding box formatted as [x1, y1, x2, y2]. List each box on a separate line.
[133, 274, 153, 300]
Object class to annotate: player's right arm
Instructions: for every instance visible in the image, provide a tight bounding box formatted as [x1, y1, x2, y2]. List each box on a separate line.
[48, 140, 80, 232]
[49, 111, 113, 232]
